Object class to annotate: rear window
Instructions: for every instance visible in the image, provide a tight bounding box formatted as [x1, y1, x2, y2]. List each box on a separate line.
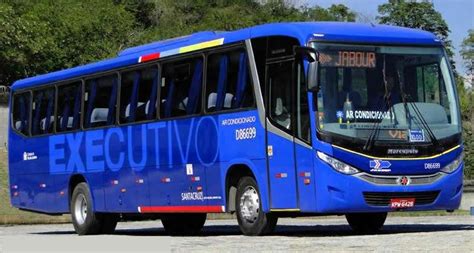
[12, 92, 31, 136]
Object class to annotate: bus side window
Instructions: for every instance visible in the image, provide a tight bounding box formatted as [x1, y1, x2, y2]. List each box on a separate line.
[120, 66, 159, 123]
[12, 92, 31, 136]
[56, 82, 82, 132]
[31, 88, 55, 135]
[206, 49, 254, 112]
[84, 75, 118, 128]
[161, 57, 203, 118]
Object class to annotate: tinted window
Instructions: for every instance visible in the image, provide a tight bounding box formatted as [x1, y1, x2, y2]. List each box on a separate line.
[84, 75, 118, 128]
[268, 61, 293, 131]
[12, 92, 31, 136]
[161, 57, 203, 118]
[296, 63, 310, 143]
[206, 49, 254, 112]
[56, 82, 82, 132]
[31, 88, 56, 135]
[267, 36, 300, 59]
[120, 66, 159, 123]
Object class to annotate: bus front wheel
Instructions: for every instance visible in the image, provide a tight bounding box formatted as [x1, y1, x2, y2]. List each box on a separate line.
[236, 176, 277, 236]
[70, 183, 119, 235]
[345, 212, 387, 234]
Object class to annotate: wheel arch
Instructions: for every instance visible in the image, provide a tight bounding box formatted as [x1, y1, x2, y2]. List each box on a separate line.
[68, 174, 88, 210]
[224, 160, 269, 213]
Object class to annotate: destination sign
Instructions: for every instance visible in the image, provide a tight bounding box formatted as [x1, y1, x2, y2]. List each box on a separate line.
[319, 51, 376, 68]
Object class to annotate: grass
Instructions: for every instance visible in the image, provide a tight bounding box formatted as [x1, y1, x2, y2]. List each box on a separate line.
[0, 149, 70, 225]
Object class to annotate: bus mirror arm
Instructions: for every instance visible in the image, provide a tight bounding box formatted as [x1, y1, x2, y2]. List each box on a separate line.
[293, 46, 320, 93]
[294, 46, 319, 63]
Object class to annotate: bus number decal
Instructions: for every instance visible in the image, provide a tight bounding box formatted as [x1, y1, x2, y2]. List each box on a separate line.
[235, 127, 256, 140]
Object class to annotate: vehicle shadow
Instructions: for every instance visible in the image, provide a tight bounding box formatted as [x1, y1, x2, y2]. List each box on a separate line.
[33, 223, 474, 237]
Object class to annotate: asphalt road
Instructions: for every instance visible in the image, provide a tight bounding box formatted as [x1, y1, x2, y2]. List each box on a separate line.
[1, 216, 473, 252]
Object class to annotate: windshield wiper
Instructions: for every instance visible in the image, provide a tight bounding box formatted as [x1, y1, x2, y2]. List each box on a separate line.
[396, 68, 440, 149]
[363, 55, 394, 151]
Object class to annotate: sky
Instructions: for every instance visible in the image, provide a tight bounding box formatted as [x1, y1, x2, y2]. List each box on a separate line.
[304, 0, 474, 76]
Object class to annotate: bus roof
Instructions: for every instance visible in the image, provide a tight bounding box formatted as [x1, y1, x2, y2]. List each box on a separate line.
[11, 22, 441, 91]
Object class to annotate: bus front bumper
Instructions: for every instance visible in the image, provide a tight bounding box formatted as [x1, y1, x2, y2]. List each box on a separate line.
[313, 161, 463, 213]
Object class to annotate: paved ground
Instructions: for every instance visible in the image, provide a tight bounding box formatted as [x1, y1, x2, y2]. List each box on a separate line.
[0, 216, 473, 252]
[461, 192, 474, 211]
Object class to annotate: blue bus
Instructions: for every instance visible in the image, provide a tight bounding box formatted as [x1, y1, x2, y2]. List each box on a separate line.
[8, 22, 463, 235]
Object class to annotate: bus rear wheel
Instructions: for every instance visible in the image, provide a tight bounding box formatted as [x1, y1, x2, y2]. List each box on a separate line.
[70, 183, 119, 235]
[161, 213, 206, 236]
[345, 212, 387, 234]
[236, 177, 277, 236]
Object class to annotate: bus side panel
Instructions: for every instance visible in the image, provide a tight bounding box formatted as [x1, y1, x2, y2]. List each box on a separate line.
[266, 132, 298, 209]
[148, 117, 212, 209]
[294, 143, 317, 212]
[9, 132, 64, 213]
[212, 110, 268, 211]
[103, 125, 151, 212]
[53, 174, 71, 212]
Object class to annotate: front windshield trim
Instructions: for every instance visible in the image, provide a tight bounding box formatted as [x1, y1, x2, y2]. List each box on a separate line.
[332, 143, 461, 161]
[311, 42, 461, 155]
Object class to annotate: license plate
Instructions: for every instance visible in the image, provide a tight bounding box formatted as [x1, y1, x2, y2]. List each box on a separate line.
[390, 198, 415, 208]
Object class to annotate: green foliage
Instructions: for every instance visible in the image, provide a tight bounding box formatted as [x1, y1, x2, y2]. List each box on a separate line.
[0, 0, 357, 91]
[377, 0, 455, 71]
[122, 0, 356, 45]
[0, 1, 136, 88]
[461, 29, 474, 76]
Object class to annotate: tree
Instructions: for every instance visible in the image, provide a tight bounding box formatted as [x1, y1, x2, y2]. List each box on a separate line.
[0, 1, 136, 87]
[126, 0, 356, 45]
[377, 0, 455, 70]
[461, 29, 474, 77]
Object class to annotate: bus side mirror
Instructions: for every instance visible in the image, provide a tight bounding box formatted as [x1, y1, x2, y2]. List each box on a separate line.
[294, 46, 319, 92]
[307, 61, 318, 92]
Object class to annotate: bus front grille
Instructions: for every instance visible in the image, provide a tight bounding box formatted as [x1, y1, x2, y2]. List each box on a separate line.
[363, 191, 440, 206]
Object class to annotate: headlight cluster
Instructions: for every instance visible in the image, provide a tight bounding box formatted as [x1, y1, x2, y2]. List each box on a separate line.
[441, 153, 464, 174]
[317, 151, 360, 175]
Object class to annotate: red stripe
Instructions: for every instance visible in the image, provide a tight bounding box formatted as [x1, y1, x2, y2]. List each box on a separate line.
[140, 52, 160, 63]
[139, 205, 223, 213]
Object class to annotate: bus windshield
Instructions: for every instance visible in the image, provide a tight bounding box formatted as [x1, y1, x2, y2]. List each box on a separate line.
[312, 43, 461, 151]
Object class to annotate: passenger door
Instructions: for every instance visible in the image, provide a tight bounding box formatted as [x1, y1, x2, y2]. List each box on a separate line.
[265, 59, 299, 209]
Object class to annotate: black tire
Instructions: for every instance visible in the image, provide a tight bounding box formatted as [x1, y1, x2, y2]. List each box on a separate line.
[236, 177, 277, 236]
[70, 183, 102, 235]
[346, 212, 387, 234]
[161, 213, 207, 236]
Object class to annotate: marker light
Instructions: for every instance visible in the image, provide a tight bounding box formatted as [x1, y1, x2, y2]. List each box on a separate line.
[441, 153, 464, 174]
[317, 151, 360, 175]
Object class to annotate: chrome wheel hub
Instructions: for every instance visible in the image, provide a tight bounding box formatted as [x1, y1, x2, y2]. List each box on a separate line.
[239, 186, 259, 223]
[74, 193, 87, 225]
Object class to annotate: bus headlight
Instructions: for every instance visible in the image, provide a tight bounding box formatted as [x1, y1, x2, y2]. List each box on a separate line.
[317, 151, 360, 175]
[441, 153, 464, 174]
